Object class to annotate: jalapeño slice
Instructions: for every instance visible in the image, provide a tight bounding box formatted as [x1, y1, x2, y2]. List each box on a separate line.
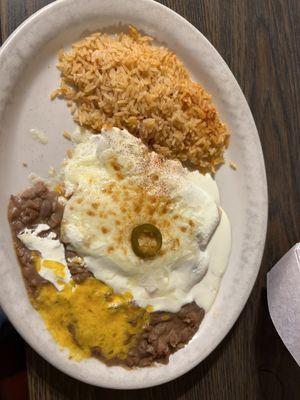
[131, 223, 162, 259]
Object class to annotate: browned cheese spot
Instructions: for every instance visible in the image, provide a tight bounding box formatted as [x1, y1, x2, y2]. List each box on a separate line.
[112, 193, 120, 202]
[107, 246, 114, 253]
[160, 206, 169, 215]
[111, 160, 121, 171]
[151, 174, 159, 182]
[146, 205, 155, 216]
[134, 204, 141, 213]
[149, 196, 157, 204]
[166, 220, 172, 228]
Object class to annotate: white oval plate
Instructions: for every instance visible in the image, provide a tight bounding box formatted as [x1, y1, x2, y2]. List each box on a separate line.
[0, 0, 268, 390]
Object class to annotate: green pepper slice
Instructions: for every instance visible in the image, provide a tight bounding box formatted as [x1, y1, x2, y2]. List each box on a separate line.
[131, 223, 162, 259]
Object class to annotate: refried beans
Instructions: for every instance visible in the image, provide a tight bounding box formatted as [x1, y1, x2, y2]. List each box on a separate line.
[8, 182, 204, 367]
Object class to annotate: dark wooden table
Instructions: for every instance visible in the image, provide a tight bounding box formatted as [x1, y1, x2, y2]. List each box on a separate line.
[1, 0, 300, 399]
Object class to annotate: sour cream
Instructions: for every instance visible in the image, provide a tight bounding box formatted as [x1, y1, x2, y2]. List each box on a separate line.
[17, 225, 71, 291]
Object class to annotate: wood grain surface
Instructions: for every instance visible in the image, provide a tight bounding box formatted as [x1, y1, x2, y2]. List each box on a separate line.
[1, 0, 300, 399]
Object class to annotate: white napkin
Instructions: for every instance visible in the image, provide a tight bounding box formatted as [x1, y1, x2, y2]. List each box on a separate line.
[267, 244, 300, 366]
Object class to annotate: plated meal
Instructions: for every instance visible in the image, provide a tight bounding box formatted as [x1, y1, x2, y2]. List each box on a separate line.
[0, 0, 268, 388]
[8, 27, 232, 368]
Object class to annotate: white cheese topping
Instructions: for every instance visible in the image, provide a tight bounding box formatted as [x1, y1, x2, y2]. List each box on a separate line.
[17, 225, 71, 291]
[61, 128, 231, 312]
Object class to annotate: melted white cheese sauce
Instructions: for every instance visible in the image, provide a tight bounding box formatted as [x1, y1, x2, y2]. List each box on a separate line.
[193, 210, 231, 310]
[60, 128, 231, 312]
[17, 225, 71, 291]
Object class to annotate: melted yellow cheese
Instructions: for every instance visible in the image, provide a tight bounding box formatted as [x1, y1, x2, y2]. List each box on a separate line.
[33, 278, 150, 361]
[41, 260, 67, 277]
